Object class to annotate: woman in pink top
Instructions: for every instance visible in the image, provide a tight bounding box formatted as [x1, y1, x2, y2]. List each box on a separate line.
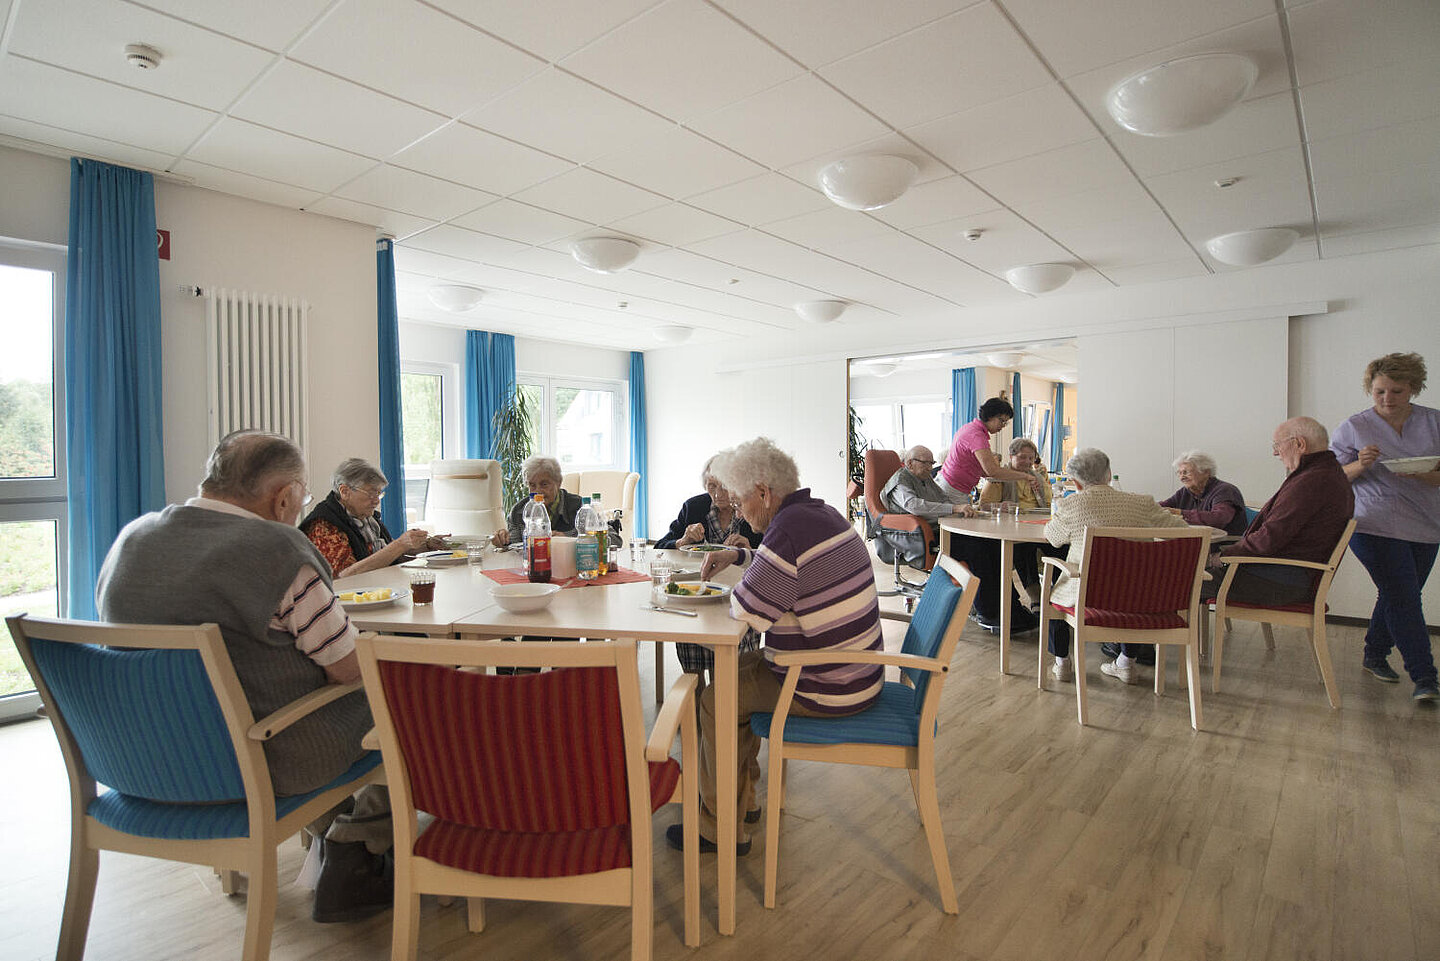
[938, 397, 1045, 504]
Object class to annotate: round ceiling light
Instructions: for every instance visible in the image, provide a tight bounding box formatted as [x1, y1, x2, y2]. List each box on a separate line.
[1205, 227, 1299, 266]
[651, 325, 693, 344]
[426, 284, 484, 312]
[818, 155, 919, 211]
[864, 362, 899, 378]
[571, 237, 641, 273]
[986, 352, 1025, 368]
[1106, 53, 1258, 137]
[794, 300, 847, 323]
[1005, 263, 1075, 295]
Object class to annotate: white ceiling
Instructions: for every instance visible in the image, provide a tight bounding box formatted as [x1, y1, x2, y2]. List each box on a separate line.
[2, 0, 1437, 351]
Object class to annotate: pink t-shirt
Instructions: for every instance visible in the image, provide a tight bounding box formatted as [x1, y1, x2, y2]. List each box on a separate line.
[940, 418, 992, 493]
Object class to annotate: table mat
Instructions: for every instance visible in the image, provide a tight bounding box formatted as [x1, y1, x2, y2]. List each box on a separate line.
[483, 567, 650, 587]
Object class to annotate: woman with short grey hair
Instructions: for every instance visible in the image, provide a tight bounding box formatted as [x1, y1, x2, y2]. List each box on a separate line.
[301, 457, 441, 577]
[1064, 447, 1112, 487]
[1159, 449, 1248, 536]
[492, 454, 584, 548]
[979, 436, 1051, 510]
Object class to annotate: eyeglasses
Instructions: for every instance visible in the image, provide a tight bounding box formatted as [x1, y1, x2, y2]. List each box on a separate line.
[346, 484, 386, 500]
[909, 458, 935, 467]
[1270, 436, 1297, 455]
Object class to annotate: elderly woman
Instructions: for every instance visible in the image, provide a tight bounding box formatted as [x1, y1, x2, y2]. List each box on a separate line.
[1159, 450, 1248, 536]
[979, 437, 1052, 510]
[490, 454, 581, 548]
[1042, 448, 1188, 685]
[938, 396, 1044, 504]
[655, 455, 761, 551]
[666, 438, 883, 856]
[1331, 352, 1440, 701]
[300, 458, 440, 577]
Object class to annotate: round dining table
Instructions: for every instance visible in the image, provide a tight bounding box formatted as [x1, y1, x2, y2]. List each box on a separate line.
[938, 512, 1053, 675]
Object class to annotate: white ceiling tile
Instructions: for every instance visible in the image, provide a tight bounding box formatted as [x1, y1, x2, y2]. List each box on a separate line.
[763, 206, 897, 252]
[186, 118, 375, 193]
[713, 0, 981, 68]
[1320, 222, 1440, 259]
[868, 176, 998, 231]
[404, 224, 534, 265]
[428, 0, 664, 62]
[1311, 167, 1440, 237]
[686, 172, 832, 226]
[0, 115, 177, 173]
[0, 58, 217, 156]
[1013, 181, 1161, 232]
[1298, 58, 1440, 142]
[687, 229, 893, 301]
[233, 61, 447, 159]
[910, 210, 1078, 275]
[305, 195, 438, 240]
[559, 0, 805, 121]
[462, 67, 675, 164]
[391, 245, 481, 279]
[1287, 0, 1440, 87]
[688, 74, 890, 170]
[1047, 213, 1197, 268]
[1145, 147, 1312, 239]
[291, 0, 545, 117]
[588, 126, 764, 200]
[906, 84, 1098, 175]
[389, 122, 574, 196]
[818, 5, 1053, 130]
[608, 203, 743, 247]
[1309, 117, 1440, 186]
[512, 166, 669, 225]
[451, 199, 589, 245]
[637, 248, 825, 302]
[336, 164, 497, 221]
[968, 139, 1135, 207]
[825, 232, 1015, 303]
[168, 158, 324, 209]
[9, 0, 276, 111]
[1108, 91, 1299, 178]
[140, 0, 334, 51]
[1003, 0, 1273, 78]
[1101, 258, 1210, 285]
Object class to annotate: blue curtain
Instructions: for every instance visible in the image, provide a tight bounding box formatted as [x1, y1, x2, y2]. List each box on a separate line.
[376, 239, 406, 534]
[1038, 410, 1052, 462]
[628, 351, 648, 539]
[1050, 381, 1066, 472]
[950, 368, 976, 437]
[1011, 372, 1022, 436]
[65, 158, 166, 620]
[465, 330, 515, 458]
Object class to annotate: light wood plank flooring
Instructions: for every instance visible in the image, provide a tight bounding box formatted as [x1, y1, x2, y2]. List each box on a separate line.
[3, 604, 1437, 961]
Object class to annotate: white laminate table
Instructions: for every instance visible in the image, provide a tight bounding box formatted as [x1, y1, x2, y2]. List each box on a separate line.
[938, 514, 1053, 674]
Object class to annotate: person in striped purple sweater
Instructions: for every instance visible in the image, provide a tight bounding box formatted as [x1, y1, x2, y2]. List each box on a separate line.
[666, 437, 883, 855]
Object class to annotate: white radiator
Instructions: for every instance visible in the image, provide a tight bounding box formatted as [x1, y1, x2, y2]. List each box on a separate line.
[205, 288, 309, 452]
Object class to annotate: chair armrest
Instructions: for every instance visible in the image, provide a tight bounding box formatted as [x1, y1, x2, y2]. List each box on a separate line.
[247, 682, 364, 741]
[645, 673, 699, 762]
[770, 649, 946, 674]
[876, 512, 926, 535]
[879, 610, 914, 624]
[360, 727, 379, 751]
[1219, 555, 1330, 572]
[1041, 556, 1078, 578]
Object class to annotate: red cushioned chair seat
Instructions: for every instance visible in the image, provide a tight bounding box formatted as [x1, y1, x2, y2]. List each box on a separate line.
[1052, 604, 1186, 630]
[413, 758, 680, 878]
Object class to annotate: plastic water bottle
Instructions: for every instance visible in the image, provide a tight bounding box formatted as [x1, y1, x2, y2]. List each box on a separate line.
[590, 492, 609, 575]
[575, 496, 602, 580]
[1111, 473, 1123, 491]
[523, 494, 551, 583]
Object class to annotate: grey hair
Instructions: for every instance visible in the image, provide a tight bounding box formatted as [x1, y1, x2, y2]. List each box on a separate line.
[522, 454, 564, 485]
[1065, 447, 1112, 487]
[1280, 416, 1329, 451]
[1008, 437, 1039, 458]
[332, 457, 386, 492]
[710, 437, 801, 500]
[201, 430, 306, 501]
[1172, 450, 1217, 476]
[901, 445, 932, 463]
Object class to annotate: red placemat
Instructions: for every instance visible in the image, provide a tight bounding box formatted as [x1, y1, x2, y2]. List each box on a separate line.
[483, 567, 650, 588]
[1018, 517, 1050, 525]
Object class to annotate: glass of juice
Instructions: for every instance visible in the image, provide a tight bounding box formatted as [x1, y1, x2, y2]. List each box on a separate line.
[407, 570, 437, 604]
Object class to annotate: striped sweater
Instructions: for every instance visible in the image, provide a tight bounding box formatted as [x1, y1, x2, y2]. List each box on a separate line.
[730, 489, 883, 714]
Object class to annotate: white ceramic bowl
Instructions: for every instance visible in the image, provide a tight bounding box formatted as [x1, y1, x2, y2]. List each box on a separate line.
[490, 582, 562, 613]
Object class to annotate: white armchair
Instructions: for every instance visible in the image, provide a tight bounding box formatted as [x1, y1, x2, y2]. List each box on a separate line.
[424, 459, 505, 537]
[561, 470, 641, 544]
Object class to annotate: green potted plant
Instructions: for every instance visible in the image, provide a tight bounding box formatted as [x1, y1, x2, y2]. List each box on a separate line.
[490, 385, 537, 510]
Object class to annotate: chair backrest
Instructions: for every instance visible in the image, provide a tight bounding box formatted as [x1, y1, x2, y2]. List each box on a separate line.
[898, 554, 979, 709]
[563, 470, 640, 543]
[8, 617, 255, 804]
[1076, 527, 1210, 614]
[425, 458, 505, 536]
[1311, 517, 1359, 600]
[863, 449, 904, 520]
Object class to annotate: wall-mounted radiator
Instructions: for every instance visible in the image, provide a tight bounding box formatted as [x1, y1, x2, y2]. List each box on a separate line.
[205, 288, 309, 453]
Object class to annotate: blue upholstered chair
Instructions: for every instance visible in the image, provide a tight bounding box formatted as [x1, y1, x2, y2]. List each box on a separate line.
[748, 554, 979, 914]
[8, 614, 384, 961]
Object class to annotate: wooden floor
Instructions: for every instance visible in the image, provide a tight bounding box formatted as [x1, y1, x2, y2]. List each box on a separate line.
[3, 599, 1438, 961]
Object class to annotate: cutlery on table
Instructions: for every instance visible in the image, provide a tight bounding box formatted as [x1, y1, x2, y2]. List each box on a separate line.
[644, 604, 697, 617]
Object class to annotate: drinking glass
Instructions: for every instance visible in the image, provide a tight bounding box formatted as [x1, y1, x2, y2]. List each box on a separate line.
[465, 539, 486, 568]
[648, 555, 673, 604]
[407, 570, 437, 604]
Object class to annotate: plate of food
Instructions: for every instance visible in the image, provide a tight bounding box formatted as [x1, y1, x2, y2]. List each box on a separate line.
[679, 543, 732, 556]
[661, 581, 731, 603]
[337, 587, 409, 610]
[416, 549, 471, 567]
[1380, 455, 1440, 475]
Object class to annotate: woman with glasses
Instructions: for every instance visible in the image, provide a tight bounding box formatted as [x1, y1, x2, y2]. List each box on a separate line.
[301, 458, 442, 577]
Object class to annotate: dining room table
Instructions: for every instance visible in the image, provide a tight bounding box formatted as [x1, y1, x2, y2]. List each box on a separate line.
[333, 546, 752, 937]
[938, 511, 1053, 675]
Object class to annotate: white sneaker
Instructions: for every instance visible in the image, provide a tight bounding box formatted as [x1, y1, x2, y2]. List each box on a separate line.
[1101, 660, 1138, 685]
[1050, 658, 1073, 682]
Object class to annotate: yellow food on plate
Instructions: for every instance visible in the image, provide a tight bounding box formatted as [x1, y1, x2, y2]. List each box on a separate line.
[451, 550, 466, 558]
[338, 588, 394, 603]
[666, 583, 719, 597]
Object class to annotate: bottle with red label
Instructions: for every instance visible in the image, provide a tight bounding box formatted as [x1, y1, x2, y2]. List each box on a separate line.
[523, 493, 552, 582]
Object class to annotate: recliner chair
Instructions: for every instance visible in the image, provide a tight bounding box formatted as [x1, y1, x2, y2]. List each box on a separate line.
[862, 449, 935, 601]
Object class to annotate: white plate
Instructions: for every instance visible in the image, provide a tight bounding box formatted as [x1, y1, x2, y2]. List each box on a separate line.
[415, 550, 471, 567]
[338, 588, 410, 610]
[1380, 455, 1439, 475]
[658, 581, 731, 604]
[678, 544, 732, 556]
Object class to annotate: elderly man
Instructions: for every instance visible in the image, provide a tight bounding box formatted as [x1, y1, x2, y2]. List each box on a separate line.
[96, 431, 392, 924]
[882, 445, 976, 544]
[491, 454, 581, 548]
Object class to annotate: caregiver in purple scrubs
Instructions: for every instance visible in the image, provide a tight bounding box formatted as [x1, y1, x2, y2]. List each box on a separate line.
[1331, 352, 1440, 702]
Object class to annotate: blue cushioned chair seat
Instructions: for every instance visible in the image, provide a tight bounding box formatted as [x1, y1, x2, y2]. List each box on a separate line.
[87, 752, 382, 840]
[750, 682, 920, 747]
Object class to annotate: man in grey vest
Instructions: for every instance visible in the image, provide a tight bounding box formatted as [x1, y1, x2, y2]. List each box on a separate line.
[97, 430, 392, 923]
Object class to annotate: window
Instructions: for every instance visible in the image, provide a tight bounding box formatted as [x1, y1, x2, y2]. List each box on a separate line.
[0, 244, 67, 720]
[399, 361, 459, 522]
[852, 399, 949, 457]
[517, 375, 626, 471]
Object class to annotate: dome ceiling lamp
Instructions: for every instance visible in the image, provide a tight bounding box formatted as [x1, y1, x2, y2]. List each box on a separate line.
[986, 351, 1025, 369]
[570, 237, 641, 273]
[818, 155, 919, 211]
[651, 325, 693, 344]
[863, 362, 899, 378]
[426, 283, 485, 312]
[1106, 53, 1258, 137]
[794, 300, 848, 323]
[1205, 227, 1299, 266]
[1005, 263, 1075, 295]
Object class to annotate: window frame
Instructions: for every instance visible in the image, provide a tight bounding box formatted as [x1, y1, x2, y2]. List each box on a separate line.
[516, 372, 629, 473]
[399, 359, 460, 480]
